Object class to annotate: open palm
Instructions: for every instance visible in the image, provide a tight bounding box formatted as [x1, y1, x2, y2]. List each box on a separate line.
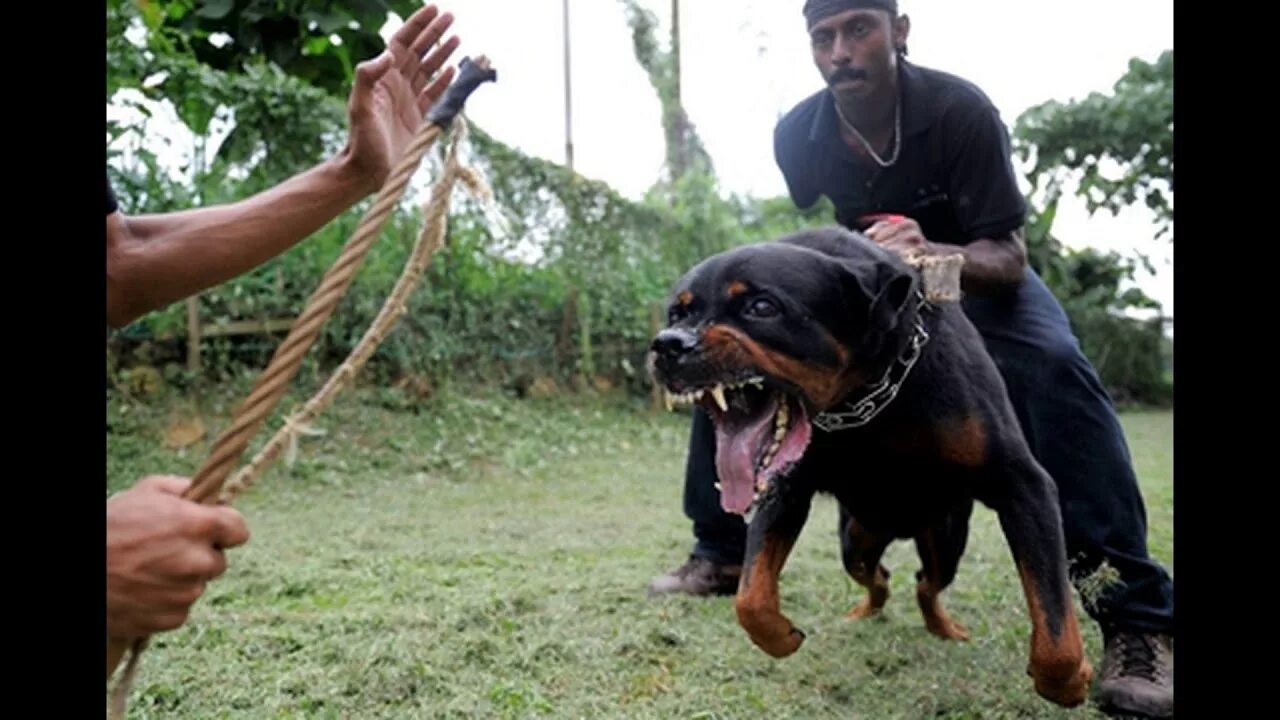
[344, 5, 461, 190]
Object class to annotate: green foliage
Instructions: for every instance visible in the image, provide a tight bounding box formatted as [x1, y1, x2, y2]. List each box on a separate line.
[1015, 50, 1173, 242]
[1013, 50, 1174, 407]
[117, 0, 424, 97]
[108, 0, 349, 197]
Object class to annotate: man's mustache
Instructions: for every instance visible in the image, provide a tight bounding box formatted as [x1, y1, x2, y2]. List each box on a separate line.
[828, 67, 868, 85]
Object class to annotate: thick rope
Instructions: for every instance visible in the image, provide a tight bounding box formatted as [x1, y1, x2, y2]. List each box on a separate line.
[182, 121, 445, 507]
[108, 55, 497, 717]
[219, 119, 476, 505]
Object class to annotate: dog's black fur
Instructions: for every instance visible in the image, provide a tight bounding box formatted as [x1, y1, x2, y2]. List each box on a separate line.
[647, 226, 1092, 707]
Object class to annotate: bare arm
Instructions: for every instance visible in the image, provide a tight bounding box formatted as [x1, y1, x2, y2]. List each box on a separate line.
[106, 4, 461, 329]
[107, 155, 370, 327]
[864, 219, 1027, 295]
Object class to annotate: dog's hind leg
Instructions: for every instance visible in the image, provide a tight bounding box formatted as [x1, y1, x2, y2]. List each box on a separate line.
[735, 483, 815, 659]
[837, 505, 892, 620]
[914, 499, 973, 640]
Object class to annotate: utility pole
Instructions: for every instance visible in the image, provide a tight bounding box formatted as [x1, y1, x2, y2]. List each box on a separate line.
[563, 0, 574, 169]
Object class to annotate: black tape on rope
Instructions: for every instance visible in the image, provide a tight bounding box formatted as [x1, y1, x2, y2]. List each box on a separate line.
[427, 56, 497, 128]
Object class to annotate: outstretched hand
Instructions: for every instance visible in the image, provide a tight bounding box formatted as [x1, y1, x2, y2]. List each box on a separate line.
[343, 4, 462, 191]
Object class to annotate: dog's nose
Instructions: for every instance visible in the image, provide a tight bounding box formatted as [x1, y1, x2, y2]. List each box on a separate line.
[651, 328, 698, 360]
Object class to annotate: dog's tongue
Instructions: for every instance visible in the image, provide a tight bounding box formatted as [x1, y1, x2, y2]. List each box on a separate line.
[712, 393, 779, 515]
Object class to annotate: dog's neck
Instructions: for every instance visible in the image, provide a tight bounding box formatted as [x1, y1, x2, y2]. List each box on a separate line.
[814, 288, 932, 433]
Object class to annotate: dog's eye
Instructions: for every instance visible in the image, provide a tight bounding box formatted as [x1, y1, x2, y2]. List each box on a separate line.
[744, 297, 780, 319]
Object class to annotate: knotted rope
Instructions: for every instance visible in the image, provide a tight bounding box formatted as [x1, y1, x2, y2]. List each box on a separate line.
[107, 55, 496, 718]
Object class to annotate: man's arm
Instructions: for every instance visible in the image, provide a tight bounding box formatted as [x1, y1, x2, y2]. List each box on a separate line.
[866, 220, 1026, 295]
[950, 229, 1027, 292]
[106, 4, 460, 329]
[106, 154, 370, 328]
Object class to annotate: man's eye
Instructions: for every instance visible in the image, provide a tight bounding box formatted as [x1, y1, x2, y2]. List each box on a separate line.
[744, 298, 780, 319]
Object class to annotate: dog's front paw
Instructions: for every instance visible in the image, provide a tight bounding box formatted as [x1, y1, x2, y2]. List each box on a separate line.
[737, 603, 806, 658]
[754, 626, 806, 658]
[1030, 658, 1093, 708]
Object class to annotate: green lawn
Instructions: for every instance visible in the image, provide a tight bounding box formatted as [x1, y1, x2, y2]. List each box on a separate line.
[107, 380, 1173, 719]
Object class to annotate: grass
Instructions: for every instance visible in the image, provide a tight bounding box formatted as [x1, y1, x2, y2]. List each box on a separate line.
[107, 377, 1173, 719]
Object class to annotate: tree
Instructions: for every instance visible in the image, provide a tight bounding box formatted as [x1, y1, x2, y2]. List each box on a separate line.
[618, 0, 713, 183]
[119, 0, 424, 96]
[1012, 50, 1174, 406]
[1014, 50, 1173, 242]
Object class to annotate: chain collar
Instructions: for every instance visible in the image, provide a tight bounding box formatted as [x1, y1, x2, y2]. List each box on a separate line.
[813, 290, 930, 433]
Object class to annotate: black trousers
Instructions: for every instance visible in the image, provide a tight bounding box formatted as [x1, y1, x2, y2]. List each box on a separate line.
[680, 267, 1174, 636]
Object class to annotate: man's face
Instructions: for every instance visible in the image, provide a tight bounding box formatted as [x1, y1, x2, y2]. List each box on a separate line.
[809, 8, 904, 102]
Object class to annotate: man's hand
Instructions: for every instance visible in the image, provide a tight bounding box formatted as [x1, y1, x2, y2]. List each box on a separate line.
[863, 216, 937, 260]
[860, 214, 1027, 294]
[106, 476, 250, 641]
[343, 4, 462, 192]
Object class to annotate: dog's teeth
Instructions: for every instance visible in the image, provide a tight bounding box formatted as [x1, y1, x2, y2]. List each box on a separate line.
[694, 388, 705, 402]
[714, 482, 722, 491]
[664, 391, 675, 412]
[710, 384, 729, 412]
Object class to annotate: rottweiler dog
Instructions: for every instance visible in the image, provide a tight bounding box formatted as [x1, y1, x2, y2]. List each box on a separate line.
[647, 226, 1092, 708]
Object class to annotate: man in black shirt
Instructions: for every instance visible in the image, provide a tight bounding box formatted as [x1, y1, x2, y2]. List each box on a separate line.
[647, 2, 1173, 716]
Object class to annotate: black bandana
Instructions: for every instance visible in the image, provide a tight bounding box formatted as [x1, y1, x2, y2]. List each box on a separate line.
[803, 0, 898, 28]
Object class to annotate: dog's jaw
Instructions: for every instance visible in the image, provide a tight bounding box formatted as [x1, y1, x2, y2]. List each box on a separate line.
[657, 377, 814, 516]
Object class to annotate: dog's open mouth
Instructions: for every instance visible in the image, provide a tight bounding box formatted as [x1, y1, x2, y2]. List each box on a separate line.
[665, 377, 813, 516]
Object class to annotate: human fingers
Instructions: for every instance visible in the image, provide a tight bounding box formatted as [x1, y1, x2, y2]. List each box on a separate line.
[407, 9, 456, 60]
[416, 50, 460, 114]
[390, 4, 443, 53]
[133, 474, 193, 496]
[411, 34, 461, 97]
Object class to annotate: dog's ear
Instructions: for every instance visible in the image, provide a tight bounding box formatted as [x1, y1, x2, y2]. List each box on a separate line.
[868, 263, 916, 336]
[839, 258, 917, 344]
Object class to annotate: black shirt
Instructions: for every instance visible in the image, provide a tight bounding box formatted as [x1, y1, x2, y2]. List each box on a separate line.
[773, 60, 1027, 247]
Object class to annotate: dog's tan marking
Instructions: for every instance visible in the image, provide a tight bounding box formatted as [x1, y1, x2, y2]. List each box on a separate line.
[1016, 562, 1092, 707]
[842, 516, 890, 619]
[677, 290, 694, 306]
[736, 533, 804, 658]
[726, 280, 750, 298]
[703, 324, 860, 410]
[938, 416, 988, 467]
[915, 528, 969, 640]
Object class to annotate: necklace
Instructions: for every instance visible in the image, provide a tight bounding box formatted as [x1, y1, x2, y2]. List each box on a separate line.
[832, 94, 901, 168]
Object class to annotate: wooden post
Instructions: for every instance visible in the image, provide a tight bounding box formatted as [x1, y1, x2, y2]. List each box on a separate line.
[186, 296, 201, 373]
[562, 0, 574, 169]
